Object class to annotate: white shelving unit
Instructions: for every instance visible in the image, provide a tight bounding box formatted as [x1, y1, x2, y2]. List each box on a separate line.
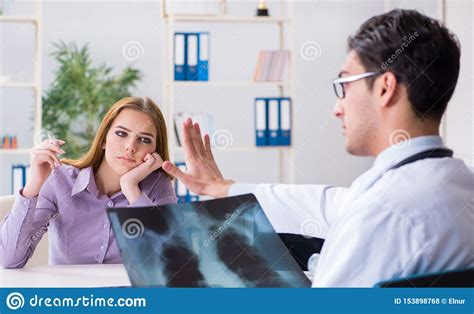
[0, 2, 42, 154]
[160, 0, 295, 183]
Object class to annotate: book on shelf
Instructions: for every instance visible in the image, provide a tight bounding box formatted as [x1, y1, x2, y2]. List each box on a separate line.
[253, 50, 290, 82]
[1, 135, 18, 149]
[174, 112, 215, 146]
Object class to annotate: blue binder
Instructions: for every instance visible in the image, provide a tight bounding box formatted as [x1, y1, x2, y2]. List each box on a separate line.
[174, 162, 200, 203]
[186, 33, 199, 81]
[11, 164, 27, 194]
[278, 98, 292, 146]
[174, 33, 187, 81]
[188, 191, 200, 202]
[197, 32, 209, 81]
[267, 98, 280, 146]
[255, 98, 268, 146]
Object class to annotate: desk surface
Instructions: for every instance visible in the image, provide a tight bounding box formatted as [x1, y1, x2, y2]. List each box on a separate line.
[0, 264, 313, 288]
[0, 264, 131, 288]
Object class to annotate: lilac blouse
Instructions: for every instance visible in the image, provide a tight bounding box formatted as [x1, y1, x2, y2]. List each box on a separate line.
[0, 165, 177, 268]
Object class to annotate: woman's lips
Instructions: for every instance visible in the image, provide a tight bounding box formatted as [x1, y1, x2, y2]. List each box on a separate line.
[118, 156, 136, 163]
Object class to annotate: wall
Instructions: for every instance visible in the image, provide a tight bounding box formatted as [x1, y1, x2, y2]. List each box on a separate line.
[0, 0, 472, 196]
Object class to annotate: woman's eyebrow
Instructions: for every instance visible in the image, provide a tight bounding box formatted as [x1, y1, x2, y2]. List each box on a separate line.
[138, 132, 155, 138]
[116, 125, 155, 138]
[116, 125, 132, 132]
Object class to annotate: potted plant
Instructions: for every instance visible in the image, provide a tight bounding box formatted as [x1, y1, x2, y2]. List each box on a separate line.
[42, 41, 142, 158]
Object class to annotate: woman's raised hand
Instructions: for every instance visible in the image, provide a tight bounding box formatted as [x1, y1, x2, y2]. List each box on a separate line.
[22, 139, 65, 198]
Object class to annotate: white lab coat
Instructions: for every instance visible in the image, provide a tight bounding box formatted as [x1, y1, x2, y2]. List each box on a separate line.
[229, 136, 474, 287]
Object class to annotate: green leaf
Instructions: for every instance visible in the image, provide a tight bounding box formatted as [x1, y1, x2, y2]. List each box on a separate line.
[42, 41, 142, 159]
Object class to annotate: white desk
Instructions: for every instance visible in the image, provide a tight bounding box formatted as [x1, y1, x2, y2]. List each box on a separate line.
[0, 264, 313, 287]
[0, 264, 131, 287]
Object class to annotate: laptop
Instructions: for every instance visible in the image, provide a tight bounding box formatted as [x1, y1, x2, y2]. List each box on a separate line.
[107, 193, 311, 288]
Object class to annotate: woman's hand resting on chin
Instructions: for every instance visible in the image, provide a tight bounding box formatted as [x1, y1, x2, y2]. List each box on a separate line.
[120, 152, 163, 203]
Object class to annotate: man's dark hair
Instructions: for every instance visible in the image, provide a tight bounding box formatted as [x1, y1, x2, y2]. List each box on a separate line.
[348, 9, 461, 121]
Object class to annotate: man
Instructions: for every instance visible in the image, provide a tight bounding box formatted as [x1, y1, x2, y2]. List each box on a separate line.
[162, 9, 474, 287]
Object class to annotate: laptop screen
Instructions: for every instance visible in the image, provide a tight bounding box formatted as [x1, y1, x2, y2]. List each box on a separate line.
[107, 193, 311, 288]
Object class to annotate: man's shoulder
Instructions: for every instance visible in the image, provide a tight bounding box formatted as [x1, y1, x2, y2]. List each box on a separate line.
[361, 157, 473, 229]
[378, 157, 473, 202]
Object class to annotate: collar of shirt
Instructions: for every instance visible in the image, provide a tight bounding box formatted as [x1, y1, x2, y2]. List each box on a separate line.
[373, 135, 445, 172]
[350, 135, 446, 195]
[70, 166, 97, 197]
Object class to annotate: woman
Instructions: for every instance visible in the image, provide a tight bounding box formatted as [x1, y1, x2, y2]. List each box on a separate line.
[0, 97, 177, 268]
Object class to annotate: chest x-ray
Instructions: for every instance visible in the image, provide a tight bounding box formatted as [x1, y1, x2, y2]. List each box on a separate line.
[108, 194, 311, 288]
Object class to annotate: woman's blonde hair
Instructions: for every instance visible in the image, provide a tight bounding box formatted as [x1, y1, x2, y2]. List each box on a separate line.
[62, 97, 172, 180]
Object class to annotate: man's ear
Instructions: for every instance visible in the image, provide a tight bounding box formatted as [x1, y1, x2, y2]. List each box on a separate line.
[377, 71, 399, 108]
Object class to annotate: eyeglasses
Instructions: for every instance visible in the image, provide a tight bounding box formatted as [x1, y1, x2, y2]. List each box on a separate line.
[332, 72, 381, 99]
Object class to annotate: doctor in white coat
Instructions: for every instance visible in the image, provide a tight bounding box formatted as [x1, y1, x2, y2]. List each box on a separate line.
[162, 9, 474, 287]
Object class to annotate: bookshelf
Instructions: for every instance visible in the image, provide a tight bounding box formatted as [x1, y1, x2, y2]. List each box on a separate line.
[163, 16, 291, 23]
[160, 0, 295, 183]
[0, 0, 42, 155]
[166, 80, 289, 88]
[0, 1, 42, 195]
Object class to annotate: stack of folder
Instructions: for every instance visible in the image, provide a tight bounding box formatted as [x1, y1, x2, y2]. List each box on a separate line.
[253, 50, 290, 82]
[174, 162, 200, 203]
[174, 32, 210, 81]
[255, 97, 292, 146]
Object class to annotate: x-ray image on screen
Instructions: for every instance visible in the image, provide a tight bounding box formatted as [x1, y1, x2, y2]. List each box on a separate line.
[108, 194, 311, 288]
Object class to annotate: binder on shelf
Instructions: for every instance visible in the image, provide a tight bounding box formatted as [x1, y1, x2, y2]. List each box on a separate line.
[255, 98, 268, 146]
[174, 162, 200, 203]
[254, 97, 292, 147]
[188, 190, 200, 202]
[268, 99, 279, 146]
[279, 98, 292, 146]
[11, 164, 30, 194]
[174, 32, 210, 81]
[174, 33, 187, 81]
[186, 33, 199, 81]
[197, 32, 209, 81]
